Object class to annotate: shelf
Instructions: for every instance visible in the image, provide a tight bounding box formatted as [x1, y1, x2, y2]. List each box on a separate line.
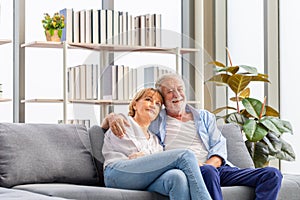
[0, 98, 11, 102]
[0, 39, 12, 45]
[21, 41, 199, 54]
[21, 99, 201, 105]
[21, 99, 64, 103]
[70, 99, 130, 105]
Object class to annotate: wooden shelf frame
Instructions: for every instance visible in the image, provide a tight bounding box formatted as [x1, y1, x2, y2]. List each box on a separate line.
[21, 41, 200, 122]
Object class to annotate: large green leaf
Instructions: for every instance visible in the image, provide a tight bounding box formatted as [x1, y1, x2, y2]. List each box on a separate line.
[243, 119, 268, 142]
[238, 65, 258, 74]
[212, 106, 237, 115]
[228, 74, 252, 94]
[265, 117, 293, 134]
[242, 98, 265, 119]
[206, 74, 231, 86]
[250, 75, 270, 83]
[274, 138, 296, 161]
[262, 133, 282, 155]
[245, 141, 269, 168]
[265, 105, 279, 117]
[216, 66, 239, 75]
[225, 112, 248, 125]
[260, 117, 283, 136]
[208, 61, 226, 68]
[264, 133, 295, 161]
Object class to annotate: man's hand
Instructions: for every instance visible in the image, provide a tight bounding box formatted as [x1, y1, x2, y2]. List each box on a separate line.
[205, 155, 223, 168]
[101, 113, 130, 138]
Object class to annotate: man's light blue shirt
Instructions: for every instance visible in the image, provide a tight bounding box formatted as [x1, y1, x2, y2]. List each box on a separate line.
[149, 104, 229, 165]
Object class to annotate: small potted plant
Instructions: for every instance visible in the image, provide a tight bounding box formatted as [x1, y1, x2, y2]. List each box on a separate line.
[206, 48, 295, 168]
[42, 12, 65, 42]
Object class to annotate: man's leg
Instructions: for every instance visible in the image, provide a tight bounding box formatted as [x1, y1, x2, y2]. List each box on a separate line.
[219, 166, 282, 200]
[200, 165, 223, 200]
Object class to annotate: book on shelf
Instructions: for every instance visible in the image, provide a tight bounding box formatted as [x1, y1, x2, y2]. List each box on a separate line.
[92, 9, 100, 44]
[99, 9, 107, 44]
[74, 66, 81, 100]
[152, 13, 161, 47]
[106, 9, 113, 45]
[67, 67, 75, 100]
[102, 64, 115, 100]
[85, 9, 93, 44]
[139, 15, 146, 46]
[136, 66, 145, 91]
[118, 12, 123, 45]
[59, 8, 74, 43]
[128, 67, 137, 99]
[85, 64, 93, 100]
[73, 11, 80, 43]
[116, 65, 124, 100]
[123, 65, 129, 100]
[113, 10, 119, 45]
[79, 9, 86, 43]
[80, 65, 86, 100]
[134, 16, 140, 46]
[92, 64, 98, 100]
[144, 65, 158, 88]
[145, 14, 153, 46]
[121, 11, 128, 45]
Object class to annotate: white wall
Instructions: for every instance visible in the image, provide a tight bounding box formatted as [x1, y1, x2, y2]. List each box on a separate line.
[279, 0, 300, 174]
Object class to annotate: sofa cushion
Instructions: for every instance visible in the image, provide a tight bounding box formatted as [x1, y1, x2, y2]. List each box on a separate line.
[0, 187, 69, 200]
[0, 187, 70, 200]
[88, 125, 106, 186]
[0, 123, 99, 187]
[14, 183, 168, 200]
[218, 123, 255, 168]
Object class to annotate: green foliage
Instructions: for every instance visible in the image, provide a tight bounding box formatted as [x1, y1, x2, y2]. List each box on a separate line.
[42, 12, 65, 36]
[207, 51, 295, 168]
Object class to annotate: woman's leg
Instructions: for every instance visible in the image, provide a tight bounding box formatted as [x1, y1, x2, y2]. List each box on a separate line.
[104, 149, 211, 200]
[147, 169, 190, 200]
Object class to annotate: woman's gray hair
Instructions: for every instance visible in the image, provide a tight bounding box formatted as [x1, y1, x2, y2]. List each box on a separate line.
[155, 73, 185, 92]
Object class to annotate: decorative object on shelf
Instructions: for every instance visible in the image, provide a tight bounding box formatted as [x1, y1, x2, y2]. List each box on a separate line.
[206, 48, 295, 168]
[42, 12, 65, 42]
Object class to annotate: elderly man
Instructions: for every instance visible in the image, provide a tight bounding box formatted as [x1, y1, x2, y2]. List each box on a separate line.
[102, 73, 282, 200]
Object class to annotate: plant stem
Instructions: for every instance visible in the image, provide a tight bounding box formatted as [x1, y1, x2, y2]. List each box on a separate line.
[259, 96, 267, 119]
[226, 47, 233, 66]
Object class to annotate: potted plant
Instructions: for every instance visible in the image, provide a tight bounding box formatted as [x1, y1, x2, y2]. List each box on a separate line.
[42, 12, 65, 42]
[206, 48, 295, 168]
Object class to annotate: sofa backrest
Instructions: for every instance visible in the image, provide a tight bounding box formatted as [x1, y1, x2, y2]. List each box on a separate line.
[218, 123, 255, 168]
[0, 123, 100, 188]
[88, 123, 255, 186]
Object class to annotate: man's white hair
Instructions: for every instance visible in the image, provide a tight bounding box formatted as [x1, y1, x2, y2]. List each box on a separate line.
[155, 73, 185, 92]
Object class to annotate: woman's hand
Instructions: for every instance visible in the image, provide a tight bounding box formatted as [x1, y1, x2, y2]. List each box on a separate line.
[128, 151, 145, 159]
[101, 113, 130, 138]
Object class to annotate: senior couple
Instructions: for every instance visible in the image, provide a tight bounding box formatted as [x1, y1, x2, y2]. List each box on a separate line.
[101, 73, 282, 200]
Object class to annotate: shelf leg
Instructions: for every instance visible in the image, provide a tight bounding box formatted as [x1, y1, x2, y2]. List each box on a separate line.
[63, 42, 68, 123]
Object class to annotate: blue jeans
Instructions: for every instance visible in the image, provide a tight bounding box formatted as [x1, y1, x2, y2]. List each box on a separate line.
[200, 165, 283, 200]
[104, 149, 212, 200]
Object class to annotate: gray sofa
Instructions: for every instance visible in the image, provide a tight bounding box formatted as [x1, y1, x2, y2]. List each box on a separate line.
[0, 122, 299, 200]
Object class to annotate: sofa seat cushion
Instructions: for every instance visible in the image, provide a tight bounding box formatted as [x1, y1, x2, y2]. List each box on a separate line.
[14, 183, 169, 200]
[221, 186, 255, 200]
[0, 187, 69, 200]
[277, 173, 300, 200]
[0, 123, 99, 187]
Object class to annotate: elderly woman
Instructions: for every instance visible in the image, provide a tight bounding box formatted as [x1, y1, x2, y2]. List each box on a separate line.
[102, 88, 211, 200]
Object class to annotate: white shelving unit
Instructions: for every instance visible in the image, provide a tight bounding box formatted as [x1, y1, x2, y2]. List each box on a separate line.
[0, 39, 12, 103]
[21, 41, 200, 123]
